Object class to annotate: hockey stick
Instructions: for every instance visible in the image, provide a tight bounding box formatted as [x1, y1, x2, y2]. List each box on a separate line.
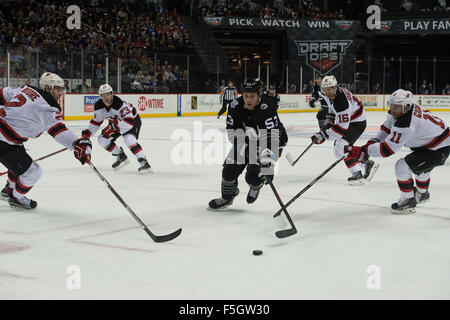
[268, 182, 298, 239]
[0, 147, 68, 176]
[273, 156, 344, 218]
[286, 142, 314, 166]
[87, 160, 182, 243]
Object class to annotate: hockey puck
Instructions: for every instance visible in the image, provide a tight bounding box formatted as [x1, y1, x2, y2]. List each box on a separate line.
[253, 250, 263, 256]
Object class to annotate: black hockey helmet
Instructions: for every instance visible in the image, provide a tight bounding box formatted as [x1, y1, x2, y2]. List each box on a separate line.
[241, 78, 263, 96]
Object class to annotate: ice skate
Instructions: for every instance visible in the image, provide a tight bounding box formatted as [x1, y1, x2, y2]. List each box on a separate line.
[413, 187, 430, 204]
[1, 182, 13, 202]
[348, 171, 364, 185]
[9, 196, 37, 209]
[247, 183, 263, 204]
[391, 197, 416, 214]
[208, 188, 240, 210]
[364, 160, 379, 182]
[138, 158, 153, 174]
[112, 147, 129, 170]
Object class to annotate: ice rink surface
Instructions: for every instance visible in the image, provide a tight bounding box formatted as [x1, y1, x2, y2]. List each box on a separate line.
[1, 111, 449, 299]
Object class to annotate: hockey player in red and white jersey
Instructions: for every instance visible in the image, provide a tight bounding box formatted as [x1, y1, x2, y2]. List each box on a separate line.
[0, 72, 92, 209]
[345, 89, 450, 213]
[82, 84, 152, 174]
[310, 75, 379, 184]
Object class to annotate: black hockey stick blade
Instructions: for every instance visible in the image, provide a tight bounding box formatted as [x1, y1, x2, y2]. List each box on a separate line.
[275, 226, 297, 239]
[144, 226, 182, 243]
[87, 160, 182, 243]
[269, 182, 298, 239]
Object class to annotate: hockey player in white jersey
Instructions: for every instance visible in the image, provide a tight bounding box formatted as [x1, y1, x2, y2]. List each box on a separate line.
[310, 75, 379, 184]
[0, 72, 92, 209]
[345, 89, 450, 214]
[82, 84, 152, 174]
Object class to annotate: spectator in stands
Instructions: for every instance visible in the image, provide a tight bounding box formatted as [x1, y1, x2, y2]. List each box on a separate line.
[63, 79, 70, 93]
[419, 80, 428, 94]
[436, 0, 449, 11]
[131, 76, 144, 92]
[442, 83, 450, 95]
[427, 82, 434, 94]
[77, 79, 89, 93]
[401, 0, 413, 11]
[373, 83, 382, 94]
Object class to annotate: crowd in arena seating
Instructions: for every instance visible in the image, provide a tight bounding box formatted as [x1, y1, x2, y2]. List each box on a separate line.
[197, 0, 351, 20]
[0, 0, 192, 93]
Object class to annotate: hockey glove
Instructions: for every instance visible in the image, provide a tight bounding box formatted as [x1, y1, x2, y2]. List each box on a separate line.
[321, 113, 336, 130]
[344, 145, 369, 163]
[311, 131, 327, 144]
[102, 119, 120, 139]
[258, 148, 277, 184]
[309, 98, 316, 108]
[73, 138, 92, 165]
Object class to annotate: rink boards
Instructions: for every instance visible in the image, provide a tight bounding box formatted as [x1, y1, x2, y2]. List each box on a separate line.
[61, 93, 450, 120]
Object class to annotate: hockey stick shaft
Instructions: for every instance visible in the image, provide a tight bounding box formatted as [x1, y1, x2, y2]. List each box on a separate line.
[87, 160, 181, 242]
[289, 142, 314, 166]
[269, 182, 298, 238]
[274, 157, 344, 217]
[0, 147, 68, 176]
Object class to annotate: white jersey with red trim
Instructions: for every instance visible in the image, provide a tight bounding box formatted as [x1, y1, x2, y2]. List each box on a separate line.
[368, 105, 450, 158]
[0, 86, 77, 149]
[86, 95, 139, 136]
[322, 87, 366, 140]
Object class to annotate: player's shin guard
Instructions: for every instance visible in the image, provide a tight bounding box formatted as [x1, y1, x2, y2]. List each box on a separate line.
[222, 179, 239, 200]
[123, 134, 146, 159]
[395, 158, 414, 199]
[392, 158, 416, 213]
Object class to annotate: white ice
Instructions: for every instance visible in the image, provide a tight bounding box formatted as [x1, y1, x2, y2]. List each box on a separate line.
[1, 111, 449, 299]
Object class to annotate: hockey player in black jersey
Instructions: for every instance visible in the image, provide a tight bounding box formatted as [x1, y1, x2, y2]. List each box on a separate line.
[82, 84, 152, 174]
[308, 74, 332, 130]
[208, 79, 288, 209]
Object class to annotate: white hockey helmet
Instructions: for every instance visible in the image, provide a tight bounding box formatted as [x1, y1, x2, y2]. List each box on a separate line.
[39, 72, 64, 90]
[321, 75, 337, 90]
[99, 84, 113, 96]
[389, 89, 414, 113]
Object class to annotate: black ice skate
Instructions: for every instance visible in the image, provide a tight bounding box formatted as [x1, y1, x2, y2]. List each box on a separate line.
[363, 160, 379, 182]
[247, 183, 264, 204]
[348, 171, 364, 185]
[112, 147, 129, 170]
[208, 189, 240, 210]
[1, 182, 13, 201]
[138, 158, 153, 174]
[413, 187, 430, 204]
[391, 197, 417, 214]
[9, 196, 37, 209]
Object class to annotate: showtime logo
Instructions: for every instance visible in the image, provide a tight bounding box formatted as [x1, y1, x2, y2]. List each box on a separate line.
[138, 96, 164, 111]
[84, 95, 99, 112]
